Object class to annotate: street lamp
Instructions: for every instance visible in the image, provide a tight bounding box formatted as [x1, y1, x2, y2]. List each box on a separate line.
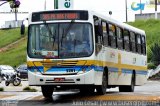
[0, 1, 8, 7]
[109, 11, 112, 17]
[10, 0, 20, 21]
[0, 0, 20, 22]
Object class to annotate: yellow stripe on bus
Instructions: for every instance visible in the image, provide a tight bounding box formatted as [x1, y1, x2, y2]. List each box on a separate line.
[27, 60, 147, 71]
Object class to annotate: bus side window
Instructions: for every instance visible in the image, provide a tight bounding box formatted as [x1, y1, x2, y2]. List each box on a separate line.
[94, 20, 103, 44]
[141, 35, 146, 55]
[109, 23, 116, 48]
[136, 34, 142, 54]
[102, 21, 109, 46]
[123, 29, 130, 51]
[117, 27, 123, 49]
[130, 32, 136, 52]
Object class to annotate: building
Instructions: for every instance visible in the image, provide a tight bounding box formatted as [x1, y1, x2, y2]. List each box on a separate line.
[5, 20, 23, 28]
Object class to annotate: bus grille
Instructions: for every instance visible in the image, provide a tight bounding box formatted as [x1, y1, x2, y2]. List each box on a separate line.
[41, 60, 87, 67]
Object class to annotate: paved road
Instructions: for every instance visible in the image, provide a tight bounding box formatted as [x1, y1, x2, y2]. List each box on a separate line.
[0, 80, 160, 106]
[0, 80, 41, 92]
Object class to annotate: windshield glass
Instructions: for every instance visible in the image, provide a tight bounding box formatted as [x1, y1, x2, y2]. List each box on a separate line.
[28, 23, 93, 59]
[0, 66, 14, 70]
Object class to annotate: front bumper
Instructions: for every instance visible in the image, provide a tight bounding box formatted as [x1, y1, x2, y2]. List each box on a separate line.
[28, 69, 95, 86]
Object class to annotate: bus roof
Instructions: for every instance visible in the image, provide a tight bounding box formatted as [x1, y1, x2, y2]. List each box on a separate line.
[89, 10, 145, 35]
[29, 9, 145, 36]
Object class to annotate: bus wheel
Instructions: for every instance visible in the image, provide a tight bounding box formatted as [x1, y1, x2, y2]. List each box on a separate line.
[79, 87, 95, 95]
[41, 86, 54, 99]
[96, 71, 107, 95]
[119, 73, 135, 92]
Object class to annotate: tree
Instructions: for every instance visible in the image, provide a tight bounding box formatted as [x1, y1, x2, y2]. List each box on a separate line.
[150, 43, 160, 66]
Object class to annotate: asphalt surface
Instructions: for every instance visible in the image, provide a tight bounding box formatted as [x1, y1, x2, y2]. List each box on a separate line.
[0, 80, 160, 106]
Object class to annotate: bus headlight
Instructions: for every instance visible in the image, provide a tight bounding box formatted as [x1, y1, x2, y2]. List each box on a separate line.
[28, 68, 41, 75]
[77, 65, 94, 75]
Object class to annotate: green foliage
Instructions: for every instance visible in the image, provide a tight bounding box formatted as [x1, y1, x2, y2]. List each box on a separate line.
[148, 63, 156, 69]
[150, 43, 160, 66]
[0, 87, 4, 91]
[29, 88, 38, 92]
[23, 86, 37, 92]
[23, 86, 30, 90]
[129, 19, 160, 46]
[147, 45, 152, 62]
[128, 19, 160, 63]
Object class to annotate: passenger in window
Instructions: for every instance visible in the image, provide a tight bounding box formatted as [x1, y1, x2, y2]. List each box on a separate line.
[75, 41, 90, 54]
[74, 30, 91, 54]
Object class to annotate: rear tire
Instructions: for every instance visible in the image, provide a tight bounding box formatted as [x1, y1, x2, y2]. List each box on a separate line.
[119, 73, 135, 92]
[41, 86, 54, 100]
[96, 71, 107, 95]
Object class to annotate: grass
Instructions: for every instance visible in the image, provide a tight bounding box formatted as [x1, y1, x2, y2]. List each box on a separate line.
[23, 86, 37, 92]
[0, 28, 24, 48]
[128, 19, 160, 47]
[0, 37, 27, 67]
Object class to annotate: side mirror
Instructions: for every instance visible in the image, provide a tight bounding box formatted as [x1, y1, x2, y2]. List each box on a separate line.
[20, 24, 25, 35]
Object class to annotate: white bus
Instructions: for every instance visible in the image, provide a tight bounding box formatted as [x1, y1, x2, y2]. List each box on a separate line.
[27, 10, 147, 99]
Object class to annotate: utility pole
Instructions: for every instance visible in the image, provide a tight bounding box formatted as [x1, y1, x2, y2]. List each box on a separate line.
[125, 0, 128, 22]
[155, 0, 158, 19]
[140, 0, 142, 14]
[44, 0, 46, 10]
[54, 0, 58, 9]
[15, 8, 17, 21]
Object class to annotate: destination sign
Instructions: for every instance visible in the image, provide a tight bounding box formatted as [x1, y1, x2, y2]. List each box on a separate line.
[32, 11, 88, 22]
[40, 13, 79, 20]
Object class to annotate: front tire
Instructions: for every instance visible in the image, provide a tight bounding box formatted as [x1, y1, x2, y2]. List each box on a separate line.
[41, 86, 54, 99]
[5, 81, 10, 86]
[96, 71, 107, 95]
[79, 86, 95, 95]
[13, 78, 21, 86]
[119, 73, 135, 92]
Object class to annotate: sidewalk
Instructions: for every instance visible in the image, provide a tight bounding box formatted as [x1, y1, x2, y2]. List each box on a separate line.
[0, 80, 41, 92]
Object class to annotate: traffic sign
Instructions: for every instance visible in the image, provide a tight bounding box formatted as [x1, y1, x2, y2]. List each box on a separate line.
[54, 0, 73, 9]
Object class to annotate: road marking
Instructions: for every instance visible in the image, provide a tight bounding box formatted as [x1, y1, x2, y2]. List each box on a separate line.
[0, 95, 15, 99]
[26, 95, 44, 100]
[74, 95, 160, 101]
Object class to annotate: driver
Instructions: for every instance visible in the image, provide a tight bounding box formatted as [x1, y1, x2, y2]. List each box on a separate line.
[62, 31, 76, 51]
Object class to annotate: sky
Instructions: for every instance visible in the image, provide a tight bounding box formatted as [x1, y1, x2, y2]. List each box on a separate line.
[0, 0, 159, 28]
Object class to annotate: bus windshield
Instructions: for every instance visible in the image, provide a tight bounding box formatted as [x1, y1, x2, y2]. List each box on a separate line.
[28, 23, 93, 59]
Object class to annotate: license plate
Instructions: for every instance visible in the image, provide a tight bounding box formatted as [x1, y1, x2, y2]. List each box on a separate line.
[54, 78, 65, 82]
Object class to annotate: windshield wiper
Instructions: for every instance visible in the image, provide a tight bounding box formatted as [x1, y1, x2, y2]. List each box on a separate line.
[61, 29, 65, 48]
[64, 20, 75, 37]
[61, 20, 75, 48]
[43, 21, 57, 48]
